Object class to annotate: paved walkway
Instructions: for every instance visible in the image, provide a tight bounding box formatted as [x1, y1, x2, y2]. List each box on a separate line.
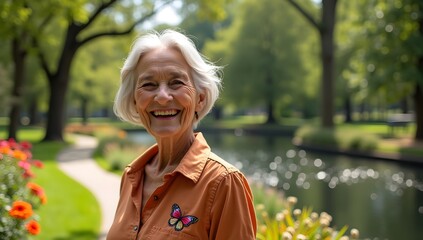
[57, 135, 121, 240]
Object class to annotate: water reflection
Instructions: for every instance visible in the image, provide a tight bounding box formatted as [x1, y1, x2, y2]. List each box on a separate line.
[128, 131, 423, 240]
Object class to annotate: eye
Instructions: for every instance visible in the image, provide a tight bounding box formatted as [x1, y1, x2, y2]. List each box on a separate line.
[169, 79, 185, 88]
[138, 81, 157, 89]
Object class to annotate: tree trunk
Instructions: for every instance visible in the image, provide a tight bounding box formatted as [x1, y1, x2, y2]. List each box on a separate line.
[28, 97, 40, 125]
[344, 94, 352, 123]
[8, 37, 27, 140]
[266, 101, 276, 124]
[320, 0, 337, 128]
[81, 97, 88, 125]
[415, 2, 423, 141]
[400, 97, 408, 113]
[43, 76, 69, 141]
[102, 108, 109, 118]
[413, 83, 423, 141]
[414, 83, 423, 140]
[359, 102, 365, 121]
[265, 71, 276, 124]
[212, 106, 222, 120]
[43, 25, 78, 141]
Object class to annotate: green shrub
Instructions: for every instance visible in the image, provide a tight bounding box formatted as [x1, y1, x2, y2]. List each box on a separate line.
[96, 136, 148, 171]
[252, 184, 360, 240]
[0, 139, 47, 239]
[294, 125, 379, 152]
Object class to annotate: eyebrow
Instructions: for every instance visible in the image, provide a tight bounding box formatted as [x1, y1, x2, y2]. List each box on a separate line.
[169, 70, 189, 79]
[138, 69, 189, 82]
[138, 74, 153, 81]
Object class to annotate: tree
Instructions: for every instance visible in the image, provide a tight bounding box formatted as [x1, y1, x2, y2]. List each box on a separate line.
[69, 36, 129, 124]
[287, 0, 338, 128]
[417, 1, 423, 140]
[0, 0, 34, 140]
[2, 0, 231, 141]
[205, 0, 317, 123]
[334, 0, 369, 123]
[358, 0, 423, 140]
[34, 0, 169, 141]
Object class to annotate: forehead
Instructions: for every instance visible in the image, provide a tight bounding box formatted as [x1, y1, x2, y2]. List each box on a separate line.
[136, 47, 191, 77]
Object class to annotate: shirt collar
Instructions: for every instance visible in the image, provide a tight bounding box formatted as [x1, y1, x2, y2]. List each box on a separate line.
[127, 132, 210, 184]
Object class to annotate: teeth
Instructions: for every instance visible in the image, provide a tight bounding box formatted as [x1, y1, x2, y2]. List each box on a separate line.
[153, 110, 178, 116]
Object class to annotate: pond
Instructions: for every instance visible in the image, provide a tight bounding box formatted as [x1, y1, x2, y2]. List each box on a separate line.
[128, 130, 423, 240]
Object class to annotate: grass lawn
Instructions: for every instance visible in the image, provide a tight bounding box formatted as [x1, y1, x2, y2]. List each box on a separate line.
[0, 127, 101, 239]
[294, 121, 423, 160]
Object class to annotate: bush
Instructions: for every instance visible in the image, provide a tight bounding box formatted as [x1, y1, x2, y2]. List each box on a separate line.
[294, 125, 379, 152]
[96, 135, 148, 171]
[252, 184, 359, 240]
[0, 139, 46, 239]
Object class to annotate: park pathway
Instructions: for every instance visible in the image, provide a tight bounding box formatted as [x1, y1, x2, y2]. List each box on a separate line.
[57, 135, 120, 240]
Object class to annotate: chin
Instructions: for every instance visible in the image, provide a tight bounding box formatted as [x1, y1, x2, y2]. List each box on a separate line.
[149, 126, 192, 140]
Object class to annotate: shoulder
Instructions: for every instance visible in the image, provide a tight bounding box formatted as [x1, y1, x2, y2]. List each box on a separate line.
[205, 152, 241, 177]
[201, 152, 249, 191]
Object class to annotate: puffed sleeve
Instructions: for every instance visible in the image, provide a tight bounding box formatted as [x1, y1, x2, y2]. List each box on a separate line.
[209, 171, 257, 239]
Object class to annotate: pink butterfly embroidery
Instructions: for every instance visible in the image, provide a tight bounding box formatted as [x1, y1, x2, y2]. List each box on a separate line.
[168, 203, 199, 231]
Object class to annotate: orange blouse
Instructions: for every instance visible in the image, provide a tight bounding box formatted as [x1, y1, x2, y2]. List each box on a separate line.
[107, 132, 257, 240]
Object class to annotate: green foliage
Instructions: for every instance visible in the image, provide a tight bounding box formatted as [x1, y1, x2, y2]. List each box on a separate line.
[0, 0, 32, 36]
[96, 135, 148, 171]
[204, 0, 319, 120]
[184, 0, 233, 21]
[252, 184, 359, 240]
[69, 36, 128, 114]
[343, 0, 423, 104]
[294, 125, 379, 152]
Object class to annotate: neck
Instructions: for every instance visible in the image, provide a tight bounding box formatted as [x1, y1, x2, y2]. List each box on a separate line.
[152, 131, 196, 172]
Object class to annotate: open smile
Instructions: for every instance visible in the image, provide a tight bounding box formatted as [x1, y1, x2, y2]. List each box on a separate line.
[151, 109, 180, 118]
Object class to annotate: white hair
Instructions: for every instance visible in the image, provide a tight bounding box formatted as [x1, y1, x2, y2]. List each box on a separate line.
[113, 29, 222, 127]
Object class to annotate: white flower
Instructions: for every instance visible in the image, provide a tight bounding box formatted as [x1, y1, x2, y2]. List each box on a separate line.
[282, 232, 292, 240]
[287, 196, 298, 206]
[350, 228, 360, 239]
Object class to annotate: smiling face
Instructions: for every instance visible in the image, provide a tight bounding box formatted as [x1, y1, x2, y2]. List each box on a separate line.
[134, 47, 205, 139]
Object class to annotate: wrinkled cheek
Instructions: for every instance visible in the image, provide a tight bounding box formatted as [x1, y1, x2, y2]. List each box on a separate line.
[180, 93, 197, 125]
[139, 111, 151, 127]
[134, 91, 151, 127]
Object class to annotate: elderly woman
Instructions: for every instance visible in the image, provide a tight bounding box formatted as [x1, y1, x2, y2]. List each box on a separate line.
[107, 29, 256, 240]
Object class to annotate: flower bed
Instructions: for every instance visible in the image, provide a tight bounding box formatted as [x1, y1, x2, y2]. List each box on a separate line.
[253, 184, 360, 240]
[0, 139, 46, 239]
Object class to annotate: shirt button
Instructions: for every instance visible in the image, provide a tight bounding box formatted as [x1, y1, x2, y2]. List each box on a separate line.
[133, 226, 138, 232]
[153, 195, 159, 201]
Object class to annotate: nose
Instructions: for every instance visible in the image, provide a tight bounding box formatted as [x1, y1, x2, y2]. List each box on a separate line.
[154, 85, 173, 104]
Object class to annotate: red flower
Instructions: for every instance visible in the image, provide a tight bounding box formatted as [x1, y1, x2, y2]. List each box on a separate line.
[32, 160, 44, 168]
[27, 182, 47, 204]
[27, 182, 45, 197]
[19, 160, 31, 170]
[26, 220, 41, 235]
[9, 201, 33, 219]
[22, 168, 35, 178]
[20, 141, 32, 150]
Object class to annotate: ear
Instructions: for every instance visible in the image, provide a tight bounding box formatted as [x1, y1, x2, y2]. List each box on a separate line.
[195, 91, 206, 113]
